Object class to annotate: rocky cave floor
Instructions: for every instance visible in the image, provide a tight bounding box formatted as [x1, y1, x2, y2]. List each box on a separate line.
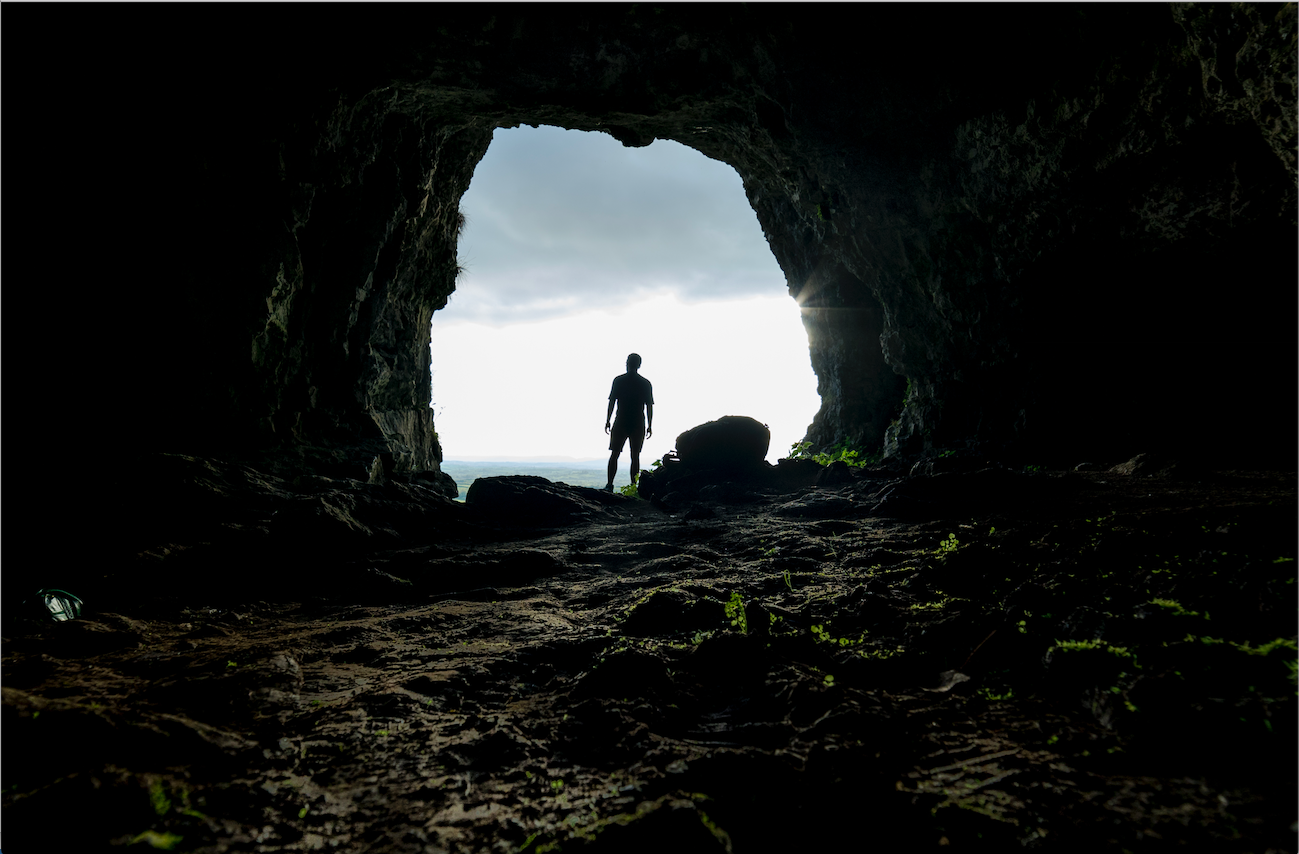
[3, 455, 1296, 853]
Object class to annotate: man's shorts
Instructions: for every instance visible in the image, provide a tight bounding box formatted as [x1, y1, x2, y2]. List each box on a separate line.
[609, 417, 646, 454]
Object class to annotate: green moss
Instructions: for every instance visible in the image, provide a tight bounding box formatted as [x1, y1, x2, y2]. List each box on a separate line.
[1050, 639, 1137, 662]
[148, 779, 172, 816]
[1147, 598, 1206, 619]
[857, 644, 907, 661]
[696, 808, 733, 848]
[129, 830, 184, 851]
[909, 595, 968, 612]
[977, 686, 1015, 700]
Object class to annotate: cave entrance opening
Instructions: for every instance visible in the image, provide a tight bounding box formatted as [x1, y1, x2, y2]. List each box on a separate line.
[428, 125, 821, 491]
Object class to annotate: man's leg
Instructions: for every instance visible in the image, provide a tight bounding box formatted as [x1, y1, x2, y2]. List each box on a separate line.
[628, 422, 645, 485]
[606, 450, 619, 489]
[607, 422, 629, 490]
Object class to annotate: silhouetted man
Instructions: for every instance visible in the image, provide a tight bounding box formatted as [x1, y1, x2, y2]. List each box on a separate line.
[604, 353, 654, 492]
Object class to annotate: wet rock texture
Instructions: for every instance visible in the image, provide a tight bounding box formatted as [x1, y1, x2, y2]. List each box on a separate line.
[17, 4, 1295, 479]
[3, 455, 1296, 852]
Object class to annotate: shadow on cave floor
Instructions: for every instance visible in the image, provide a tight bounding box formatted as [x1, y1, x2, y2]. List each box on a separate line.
[2, 455, 1296, 853]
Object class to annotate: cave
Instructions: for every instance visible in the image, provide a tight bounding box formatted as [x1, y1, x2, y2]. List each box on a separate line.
[5, 5, 1296, 851]
[19, 4, 1295, 479]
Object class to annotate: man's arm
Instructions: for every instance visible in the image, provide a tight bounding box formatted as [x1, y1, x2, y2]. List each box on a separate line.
[605, 399, 615, 434]
[645, 403, 653, 439]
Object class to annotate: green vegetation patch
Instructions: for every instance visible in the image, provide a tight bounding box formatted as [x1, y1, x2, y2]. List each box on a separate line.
[723, 591, 748, 634]
[787, 439, 880, 468]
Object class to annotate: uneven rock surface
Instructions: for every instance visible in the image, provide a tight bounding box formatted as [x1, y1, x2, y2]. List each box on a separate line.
[3, 7, 1296, 849]
[4, 455, 1295, 852]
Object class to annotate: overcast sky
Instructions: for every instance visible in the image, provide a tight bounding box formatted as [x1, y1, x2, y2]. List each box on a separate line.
[429, 125, 821, 468]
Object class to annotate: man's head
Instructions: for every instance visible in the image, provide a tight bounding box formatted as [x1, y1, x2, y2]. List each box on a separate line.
[626, 353, 642, 372]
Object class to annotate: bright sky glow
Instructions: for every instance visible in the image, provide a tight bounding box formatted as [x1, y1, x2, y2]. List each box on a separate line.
[430, 125, 821, 463]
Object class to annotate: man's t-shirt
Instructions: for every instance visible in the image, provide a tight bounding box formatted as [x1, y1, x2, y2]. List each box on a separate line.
[609, 372, 654, 423]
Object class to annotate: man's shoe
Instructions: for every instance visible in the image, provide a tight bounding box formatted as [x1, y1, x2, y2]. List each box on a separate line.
[602, 484, 614, 492]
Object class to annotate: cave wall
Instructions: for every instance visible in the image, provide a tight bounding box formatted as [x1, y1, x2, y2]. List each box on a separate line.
[13, 3, 1296, 480]
[252, 104, 494, 476]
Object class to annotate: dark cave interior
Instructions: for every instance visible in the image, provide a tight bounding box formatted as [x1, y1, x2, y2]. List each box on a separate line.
[4, 4, 1296, 852]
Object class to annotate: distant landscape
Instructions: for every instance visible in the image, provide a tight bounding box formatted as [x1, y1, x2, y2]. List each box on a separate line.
[440, 460, 634, 501]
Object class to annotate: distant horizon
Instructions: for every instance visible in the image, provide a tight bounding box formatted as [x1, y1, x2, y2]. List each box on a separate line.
[442, 455, 607, 464]
[438, 457, 632, 500]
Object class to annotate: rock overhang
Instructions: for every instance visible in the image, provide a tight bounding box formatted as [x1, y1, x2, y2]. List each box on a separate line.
[11, 3, 1297, 483]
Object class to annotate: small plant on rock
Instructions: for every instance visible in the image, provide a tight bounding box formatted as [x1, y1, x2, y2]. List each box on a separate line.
[724, 591, 748, 634]
[810, 623, 865, 647]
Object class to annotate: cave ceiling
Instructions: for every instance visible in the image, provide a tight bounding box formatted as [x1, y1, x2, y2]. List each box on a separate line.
[11, 3, 1297, 476]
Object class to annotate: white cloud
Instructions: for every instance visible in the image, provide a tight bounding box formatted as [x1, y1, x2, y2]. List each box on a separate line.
[450, 125, 787, 325]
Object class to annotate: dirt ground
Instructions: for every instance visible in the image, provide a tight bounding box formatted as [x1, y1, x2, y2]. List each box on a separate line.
[3, 457, 1296, 852]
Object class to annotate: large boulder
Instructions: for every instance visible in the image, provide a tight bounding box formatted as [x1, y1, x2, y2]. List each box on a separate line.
[674, 416, 771, 472]
[465, 476, 610, 526]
